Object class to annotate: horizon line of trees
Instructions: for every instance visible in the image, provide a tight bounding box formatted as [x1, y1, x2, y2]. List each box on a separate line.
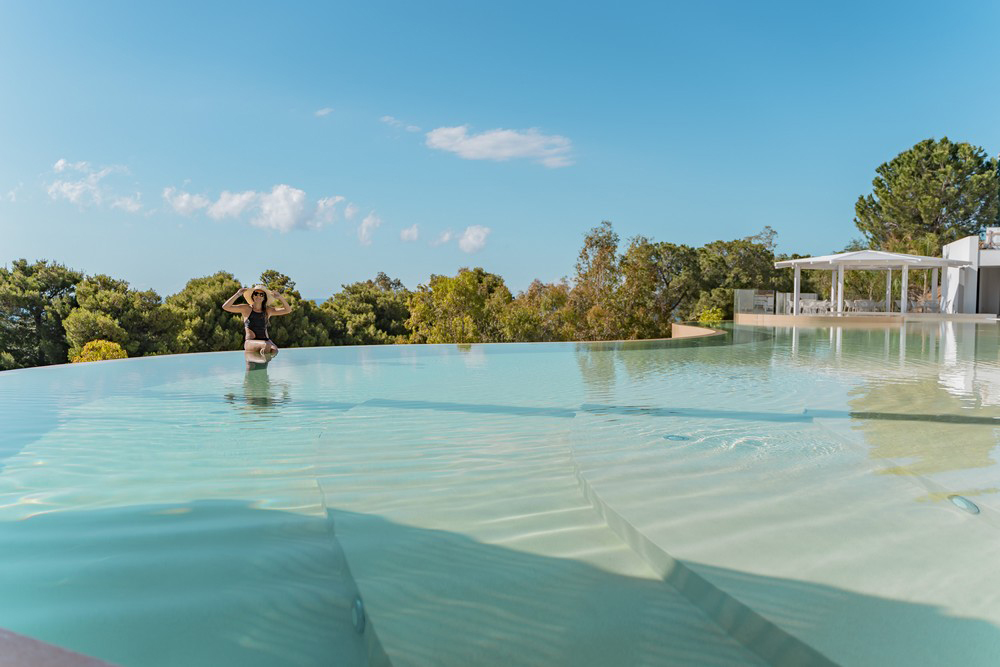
[0, 222, 807, 370]
[3, 136, 997, 371]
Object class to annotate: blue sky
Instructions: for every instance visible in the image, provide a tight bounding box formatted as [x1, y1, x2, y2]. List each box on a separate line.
[1, 1, 998, 298]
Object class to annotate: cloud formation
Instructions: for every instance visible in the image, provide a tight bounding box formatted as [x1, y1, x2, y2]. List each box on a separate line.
[47, 159, 134, 209]
[381, 115, 421, 132]
[344, 203, 359, 221]
[400, 224, 419, 241]
[431, 230, 454, 246]
[314, 107, 334, 117]
[253, 184, 308, 232]
[163, 185, 347, 233]
[111, 194, 143, 213]
[207, 190, 257, 220]
[163, 187, 210, 215]
[425, 126, 573, 167]
[358, 211, 382, 245]
[312, 195, 346, 228]
[458, 225, 491, 253]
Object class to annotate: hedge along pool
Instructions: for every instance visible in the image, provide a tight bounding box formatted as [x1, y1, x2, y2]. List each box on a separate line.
[0, 323, 999, 666]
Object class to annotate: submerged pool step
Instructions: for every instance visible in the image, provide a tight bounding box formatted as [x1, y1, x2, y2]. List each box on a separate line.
[313, 405, 769, 667]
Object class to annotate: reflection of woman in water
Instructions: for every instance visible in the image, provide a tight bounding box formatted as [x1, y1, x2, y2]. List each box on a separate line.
[224, 348, 291, 410]
[221, 285, 294, 357]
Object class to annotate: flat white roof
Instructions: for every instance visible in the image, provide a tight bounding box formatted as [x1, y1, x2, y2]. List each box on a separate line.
[774, 249, 971, 270]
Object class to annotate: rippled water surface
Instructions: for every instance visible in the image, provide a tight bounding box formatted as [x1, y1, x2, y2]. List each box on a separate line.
[1, 323, 999, 666]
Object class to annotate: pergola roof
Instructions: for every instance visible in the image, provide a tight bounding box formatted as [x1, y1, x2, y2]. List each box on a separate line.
[774, 250, 970, 270]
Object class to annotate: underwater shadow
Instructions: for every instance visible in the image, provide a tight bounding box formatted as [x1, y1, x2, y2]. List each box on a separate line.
[326, 508, 1000, 667]
[0, 499, 379, 667]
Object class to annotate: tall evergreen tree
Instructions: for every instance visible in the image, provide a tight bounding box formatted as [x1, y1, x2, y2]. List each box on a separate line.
[165, 271, 245, 353]
[0, 259, 82, 368]
[855, 137, 1000, 248]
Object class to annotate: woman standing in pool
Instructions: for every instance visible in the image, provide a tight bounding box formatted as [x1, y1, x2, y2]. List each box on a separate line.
[222, 285, 294, 357]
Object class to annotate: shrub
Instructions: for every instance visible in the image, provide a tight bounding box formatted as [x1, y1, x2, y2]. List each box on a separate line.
[72, 339, 128, 363]
[697, 307, 724, 328]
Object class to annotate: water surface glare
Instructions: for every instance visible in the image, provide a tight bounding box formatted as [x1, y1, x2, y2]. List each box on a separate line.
[1, 323, 999, 666]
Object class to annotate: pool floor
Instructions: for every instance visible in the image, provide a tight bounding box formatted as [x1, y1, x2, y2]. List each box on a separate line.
[1, 324, 999, 665]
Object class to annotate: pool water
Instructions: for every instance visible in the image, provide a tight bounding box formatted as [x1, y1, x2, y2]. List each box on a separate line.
[1, 323, 999, 666]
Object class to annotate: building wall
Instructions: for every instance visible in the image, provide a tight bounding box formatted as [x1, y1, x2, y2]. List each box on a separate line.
[979, 267, 1000, 315]
[943, 236, 980, 313]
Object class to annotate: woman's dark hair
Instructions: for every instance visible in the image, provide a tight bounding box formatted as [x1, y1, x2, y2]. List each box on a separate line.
[258, 291, 268, 316]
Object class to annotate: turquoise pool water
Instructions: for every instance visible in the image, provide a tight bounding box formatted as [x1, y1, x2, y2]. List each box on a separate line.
[1, 323, 999, 666]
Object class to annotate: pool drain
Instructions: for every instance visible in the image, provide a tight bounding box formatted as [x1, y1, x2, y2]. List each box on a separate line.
[948, 495, 980, 515]
[351, 595, 366, 634]
[663, 434, 689, 441]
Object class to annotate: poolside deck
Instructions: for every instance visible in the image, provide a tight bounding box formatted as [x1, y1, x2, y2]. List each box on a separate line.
[735, 312, 998, 327]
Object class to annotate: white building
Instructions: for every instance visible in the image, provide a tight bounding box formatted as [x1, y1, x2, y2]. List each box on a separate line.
[943, 228, 1000, 315]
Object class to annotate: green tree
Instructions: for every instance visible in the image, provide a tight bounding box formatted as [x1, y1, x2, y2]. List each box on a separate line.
[617, 237, 700, 338]
[407, 268, 512, 343]
[569, 221, 623, 340]
[257, 269, 344, 348]
[72, 339, 128, 363]
[66, 274, 180, 358]
[63, 309, 129, 360]
[165, 272, 246, 353]
[855, 137, 1000, 248]
[0, 259, 82, 368]
[322, 272, 411, 345]
[500, 280, 574, 342]
[259, 269, 296, 295]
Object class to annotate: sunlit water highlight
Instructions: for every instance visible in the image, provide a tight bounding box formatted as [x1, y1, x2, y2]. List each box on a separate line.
[1, 322, 999, 666]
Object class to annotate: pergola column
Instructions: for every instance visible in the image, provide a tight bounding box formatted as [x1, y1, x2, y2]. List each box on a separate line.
[837, 264, 845, 314]
[830, 270, 837, 305]
[886, 269, 892, 312]
[901, 265, 909, 314]
[931, 267, 939, 310]
[793, 265, 801, 315]
[941, 266, 949, 312]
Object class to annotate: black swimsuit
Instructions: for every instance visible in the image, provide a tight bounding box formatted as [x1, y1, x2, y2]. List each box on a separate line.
[245, 309, 270, 342]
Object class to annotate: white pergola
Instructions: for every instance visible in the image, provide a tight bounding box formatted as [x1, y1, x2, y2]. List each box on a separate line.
[774, 250, 971, 315]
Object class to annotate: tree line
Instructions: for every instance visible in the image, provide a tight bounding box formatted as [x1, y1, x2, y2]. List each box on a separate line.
[0, 222, 803, 369]
[3, 136, 997, 370]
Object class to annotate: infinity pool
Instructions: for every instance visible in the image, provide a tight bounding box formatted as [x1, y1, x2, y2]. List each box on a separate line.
[1, 323, 999, 666]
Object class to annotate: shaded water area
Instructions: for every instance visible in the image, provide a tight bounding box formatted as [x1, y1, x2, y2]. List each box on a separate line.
[1, 323, 999, 665]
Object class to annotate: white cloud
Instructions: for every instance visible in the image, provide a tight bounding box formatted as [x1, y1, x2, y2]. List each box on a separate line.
[163, 187, 211, 215]
[315, 107, 334, 117]
[431, 230, 454, 246]
[207, 190, 257, 219]
[425, 125, 573, 167]
[459, 225, 490, 253]
[358, 211, 382, 245]
[309, 195, 345, 229]
[251, 184, 308, 232]
[53, 158, 89, 173]
[48, 165, 119, 206]
[381, 115, 421, 132]
[344, 202, 359, 220]
[112, 194, 143, 213]
[400, 224, 419, 241]
[164, 182, 347, 233]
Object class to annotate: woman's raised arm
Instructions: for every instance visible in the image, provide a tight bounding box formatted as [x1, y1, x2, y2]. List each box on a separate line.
[269, 293, 294, 316]
[222, 287, 248, 314]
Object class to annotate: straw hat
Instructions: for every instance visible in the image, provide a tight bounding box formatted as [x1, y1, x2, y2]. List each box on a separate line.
[242, 285, 275, 305]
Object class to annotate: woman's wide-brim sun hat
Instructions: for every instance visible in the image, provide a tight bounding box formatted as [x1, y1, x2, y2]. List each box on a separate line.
[242, 285, 276, 303]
